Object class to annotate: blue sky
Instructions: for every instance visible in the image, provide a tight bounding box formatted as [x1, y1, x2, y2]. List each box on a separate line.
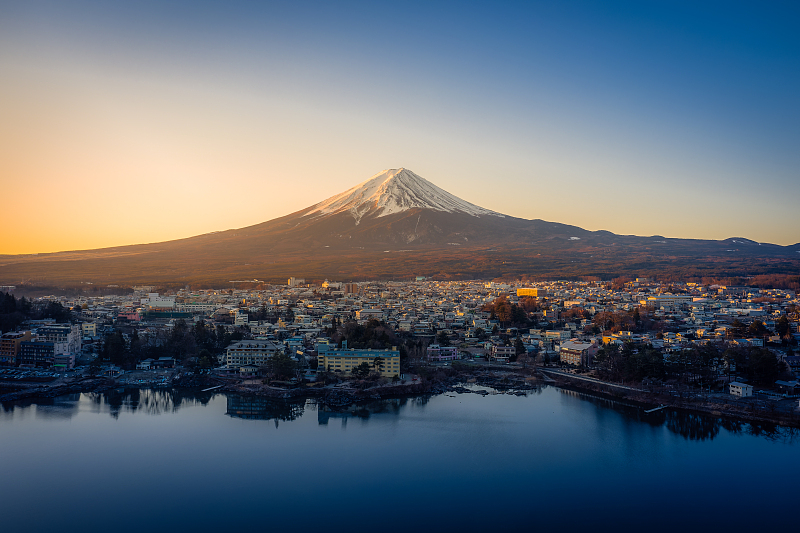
[1, 0, 798, 253]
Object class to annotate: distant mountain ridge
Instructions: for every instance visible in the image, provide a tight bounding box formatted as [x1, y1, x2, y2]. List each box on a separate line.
[1, 168, 798, 286]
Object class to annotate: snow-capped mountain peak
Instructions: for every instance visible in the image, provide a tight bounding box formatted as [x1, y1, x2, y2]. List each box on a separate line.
[304, 168, 504, 224]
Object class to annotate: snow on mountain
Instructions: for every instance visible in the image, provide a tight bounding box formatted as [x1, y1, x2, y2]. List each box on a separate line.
[304, 168, 504, 224]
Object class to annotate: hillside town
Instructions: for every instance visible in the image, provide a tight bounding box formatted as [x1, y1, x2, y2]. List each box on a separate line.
[1, 278, 799, 411]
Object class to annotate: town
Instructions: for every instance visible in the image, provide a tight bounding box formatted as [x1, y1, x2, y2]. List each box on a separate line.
[1, 277, 799, 420]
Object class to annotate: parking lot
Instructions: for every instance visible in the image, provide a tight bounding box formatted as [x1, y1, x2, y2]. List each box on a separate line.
[0, 368, 66, 381]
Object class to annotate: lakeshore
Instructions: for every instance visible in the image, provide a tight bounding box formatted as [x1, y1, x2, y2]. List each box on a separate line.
[3, 363, 799, 429]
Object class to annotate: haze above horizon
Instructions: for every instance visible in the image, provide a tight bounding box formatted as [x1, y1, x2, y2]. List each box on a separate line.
[1, 0, 798, 254]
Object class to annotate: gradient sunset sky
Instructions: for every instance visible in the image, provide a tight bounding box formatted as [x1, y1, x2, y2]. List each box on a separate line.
[1, 0, 798, 254]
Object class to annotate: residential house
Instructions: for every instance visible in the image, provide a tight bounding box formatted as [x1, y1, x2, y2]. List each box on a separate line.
[729, 382, 753, 397]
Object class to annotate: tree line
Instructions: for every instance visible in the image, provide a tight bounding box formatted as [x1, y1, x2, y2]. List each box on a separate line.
[593, 342, 787, 387]
[96, 319, 248, 370]
[0, 292, 73, 332]
[480, 296, 538, 327]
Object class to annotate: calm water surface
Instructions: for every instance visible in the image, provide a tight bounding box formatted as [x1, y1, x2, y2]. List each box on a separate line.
[1, 386, 798, 533]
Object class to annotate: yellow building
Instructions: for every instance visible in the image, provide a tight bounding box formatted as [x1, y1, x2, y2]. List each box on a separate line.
[317, 343, 401, 378]
[602, 335, 623, 345]
[517, 288, 545, 298]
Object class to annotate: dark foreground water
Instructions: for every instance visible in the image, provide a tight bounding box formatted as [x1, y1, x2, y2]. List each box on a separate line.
[2, 386, 798, 533]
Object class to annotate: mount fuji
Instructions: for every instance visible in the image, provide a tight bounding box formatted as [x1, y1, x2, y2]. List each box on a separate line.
[305, 168, 503, 222]
[1, 168, 798, 286]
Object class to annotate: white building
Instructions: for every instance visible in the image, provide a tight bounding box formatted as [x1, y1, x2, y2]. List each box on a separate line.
[141, 293, 176, 310]
[36, 324, 82, 355]
[729, 382, 753, 397]
[225, 340, 282, 368]
[176, 303, 216, 313]
[233, 309, 249, 326]
[643, 295, 694, 308]
[490, 345, 515, 362]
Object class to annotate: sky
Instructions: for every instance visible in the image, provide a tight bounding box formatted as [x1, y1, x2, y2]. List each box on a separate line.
[1, 0, 798, 254]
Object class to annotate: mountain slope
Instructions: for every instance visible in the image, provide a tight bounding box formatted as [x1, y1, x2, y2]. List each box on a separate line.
[1, 168, 798, 286]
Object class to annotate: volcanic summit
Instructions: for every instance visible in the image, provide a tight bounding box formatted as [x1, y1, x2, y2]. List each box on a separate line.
[304, 168, 503, 223]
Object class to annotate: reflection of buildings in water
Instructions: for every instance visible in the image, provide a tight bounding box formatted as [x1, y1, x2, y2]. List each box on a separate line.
[660, 411, 789, 442]
[317, 398, 405, 426]
[123, 388, 213, 416]
[3, 388, 214, 420]
[88, 389, 143, 419]
[226, 395, 305, 422]
[116, 388, 179, 416]
[84, 388, 216, 418]
[3, 388, 215, 420]
[558, 388, 643, 411]
[665, 411, 722, 441]
[22, 393, 82, 420]
[34, 393, 82, 419]
[1, 393, 82, 419]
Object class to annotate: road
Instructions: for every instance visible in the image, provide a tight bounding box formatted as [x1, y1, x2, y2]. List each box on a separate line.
[539, 368, 644, 392]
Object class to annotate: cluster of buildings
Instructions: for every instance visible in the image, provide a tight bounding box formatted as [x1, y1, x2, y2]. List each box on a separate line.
[0, 278, 798, 387]
[0, 324, 82, 370]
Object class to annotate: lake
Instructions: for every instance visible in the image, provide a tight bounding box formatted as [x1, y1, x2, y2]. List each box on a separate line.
[1, 385, 798, 532]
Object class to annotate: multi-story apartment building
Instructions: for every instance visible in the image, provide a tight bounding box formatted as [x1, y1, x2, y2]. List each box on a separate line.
[643, 295, 694, 308]
[545, 330, 572, 342]
[317, 342, 400, 378]
[18, 341, 55, 368]
[427, 344, 459, 362]
[225, 339, 282, 368]
[141, 293, 176, 309]
[559, 340, 598, 367]
[517, 288, 547, 298]
[355, 309, 383, 322]
[176, 303, 217, 313]
[490, 345, 515, 362]
[36, 324, 82, 356]
[0, 331, 32, 366]
[53, 354, 75, 371]
[344, 283, 360, 295]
